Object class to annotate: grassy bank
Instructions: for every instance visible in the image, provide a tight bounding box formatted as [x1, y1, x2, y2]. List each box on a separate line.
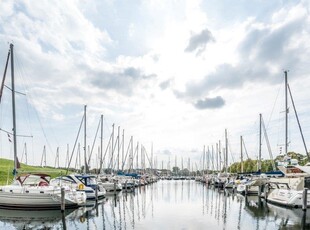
[0, 158, 68, 185]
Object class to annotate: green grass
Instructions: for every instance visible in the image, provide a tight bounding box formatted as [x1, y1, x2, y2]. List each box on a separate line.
[0, 158, 69, 185]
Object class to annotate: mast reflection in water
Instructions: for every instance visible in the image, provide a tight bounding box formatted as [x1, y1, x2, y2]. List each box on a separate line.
[0, 180, 310, 229]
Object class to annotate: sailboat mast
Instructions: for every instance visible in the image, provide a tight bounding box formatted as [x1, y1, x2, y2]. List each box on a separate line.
[207, 146, 210, 175]
[225, 129, 228, 174]
[122, 129, 125, 171]
[284, 71, 288, 157]
[10, 44, 18, 176]
[99, 114, 103, 174]
[203, 145, 205, 176]
[117, 126, 120, 171]
[216, 143, 218, 172]
[259, 113, 262, 172]
[240, 136, 243, 173]
[218, 140, 221, 171]
[84, 105, 87, 174]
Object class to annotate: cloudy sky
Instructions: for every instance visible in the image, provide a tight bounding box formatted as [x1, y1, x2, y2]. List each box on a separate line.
[0, 0, 310, 170]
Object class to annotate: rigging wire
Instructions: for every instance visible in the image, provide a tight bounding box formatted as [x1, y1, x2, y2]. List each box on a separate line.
[15, 51, 56, 162]
[266, 83, 282, 128]
[261, 116, 276, 170]
[288, 84, 309, 159]
[241, 137, 250, 159]
[66, 114, 84, 174]
[87, 117, 101, 166]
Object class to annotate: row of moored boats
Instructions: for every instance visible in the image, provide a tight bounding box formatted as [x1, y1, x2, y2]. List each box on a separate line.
[196, 160, 310, 208]
[0, 173, 158, 210]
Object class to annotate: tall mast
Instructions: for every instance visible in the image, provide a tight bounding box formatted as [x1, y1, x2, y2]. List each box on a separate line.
[203, 145, 205, 175]
[207, 146, 210, 175]
[130, 136, 133, 172]
[218, 140, 221, 171]
[10, 44, 18, 176]
[211, 145, 214, 173]
[99, 114, 103, 174]
[240, 136, 243, 173]
[111, 123, 114, 171]
[65, 144, 69, 168]
[284, 71, 288, 157]
[258, 113, 262, 172]
[84, 105, 87, 174]
[122, 129, 125, 171]
[225, 129, 228, 174]
[216, 143, 219, 172]
[136, 142, 139, 172]
[117, 126, 120, 171]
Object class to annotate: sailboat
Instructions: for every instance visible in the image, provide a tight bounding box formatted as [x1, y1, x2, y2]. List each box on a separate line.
[266, 71, 310, 208]
[60, 105, 106, 200]
[0, 44, 87, 209]
[236, 115, 271, 195]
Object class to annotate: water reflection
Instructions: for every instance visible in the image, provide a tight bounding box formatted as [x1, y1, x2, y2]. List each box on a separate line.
[0, 208, 74, 229]
[1, 181, 310, 229]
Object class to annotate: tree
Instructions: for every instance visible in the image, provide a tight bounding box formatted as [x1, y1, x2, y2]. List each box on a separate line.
[172, 166, 180, 174]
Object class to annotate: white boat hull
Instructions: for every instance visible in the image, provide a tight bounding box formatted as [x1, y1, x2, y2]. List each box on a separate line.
[101, 182, 122, 192]
[267, 188, 310, 208]
[0, 185, 86, 210]
[236, 184, 259, 195]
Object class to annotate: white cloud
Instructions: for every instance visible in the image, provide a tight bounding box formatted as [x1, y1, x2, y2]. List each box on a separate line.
[0, 0, 310, 168]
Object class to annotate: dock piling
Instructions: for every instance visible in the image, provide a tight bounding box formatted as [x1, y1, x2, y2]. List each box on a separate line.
[95, 186, 98, 202]
[302, 188, 308, 211]
[264, 184, 268, 200]
[61, 187, 65, 212]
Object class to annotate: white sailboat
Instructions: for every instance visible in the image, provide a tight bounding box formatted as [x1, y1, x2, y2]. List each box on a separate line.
[266, 71, 310, 208]
[235, 115, 270, 195]
[0, 44, 86, 210]
[0, 173, 86, 209]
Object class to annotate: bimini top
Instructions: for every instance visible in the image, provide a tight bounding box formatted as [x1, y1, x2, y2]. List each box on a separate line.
[15, 173, 51, 186]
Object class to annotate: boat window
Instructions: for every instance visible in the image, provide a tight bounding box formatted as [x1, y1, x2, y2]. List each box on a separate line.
[89, 177, 96, 184]
[84, 177, 91, 185]
[76, 176, 85, 184]
[61, 176, 75, 183]
[23, 175, 43, 186]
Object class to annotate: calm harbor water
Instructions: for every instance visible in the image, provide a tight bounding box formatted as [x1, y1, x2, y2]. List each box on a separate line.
[0, 180, 309, 229]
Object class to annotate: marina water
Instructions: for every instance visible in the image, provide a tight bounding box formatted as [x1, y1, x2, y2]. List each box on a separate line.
[0, 180, 309, 229]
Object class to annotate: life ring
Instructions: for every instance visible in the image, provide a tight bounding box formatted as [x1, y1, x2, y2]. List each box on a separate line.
[78, 183, 84, 190]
